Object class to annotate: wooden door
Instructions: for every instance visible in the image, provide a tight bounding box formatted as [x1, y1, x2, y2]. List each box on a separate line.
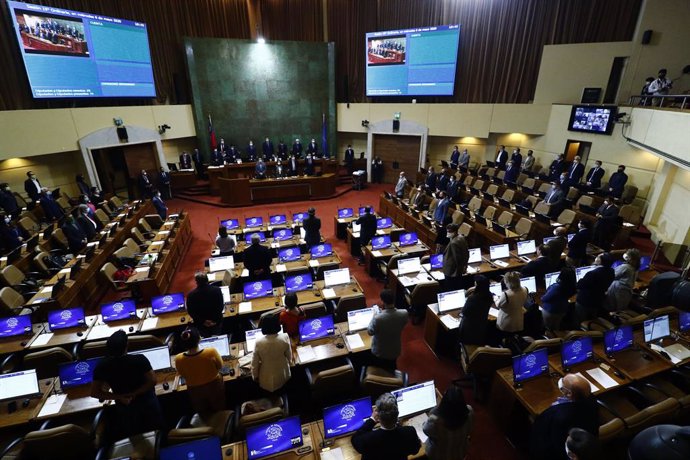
[372, 134, 421, 184]
[123, 143, 159, 198]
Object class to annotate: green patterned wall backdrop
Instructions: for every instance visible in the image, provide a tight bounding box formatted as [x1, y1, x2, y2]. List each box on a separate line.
[185, 37, 336, 161]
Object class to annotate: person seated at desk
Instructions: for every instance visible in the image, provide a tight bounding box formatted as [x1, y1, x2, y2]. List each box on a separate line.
[279, 293, 305, 337]
[356, 206, 377, 263]
[605, 248, 640, 313]
[255, 158, 267, 179]
[367, 289, 408, 371]
[351, 392, 421, 460]
[521, 244, 557, 279]
[39, 187, 64, 221]
[529, 373, 598, 460]
[541, 267, 577, 331]
[458, 275, 493, 345]
[210, 148, 224, 166]
[244, 233, 272, 280]
[174, 326, 225, 416]
[566, 220, 591, 267]
[304, 153, 315, 176]
[187, 272, 224, 337]
[91, 331, 164, 445]
[0, 183, 20, 220]
[62, 213, 87, 254]
[287, 154, 299, 177]
[423, 384, 474, 460]
[76, 204, 100, 240]
[152, 189, 168, 220]
[306, 138, 318, 157]
[274, 159, 285, 178]
[215, 226, 235, 256]
[574, 252, 615, 323]
[246, 140, 257, 161]
[495, 271, 528, 337]
[0, 213, 23, 253]
[504, 160, 520, 183]
[251, 313, 292, 394]
[302, 207, 321, 247]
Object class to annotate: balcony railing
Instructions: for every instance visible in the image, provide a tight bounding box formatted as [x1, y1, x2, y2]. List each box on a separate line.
[627, 94, 690, 110]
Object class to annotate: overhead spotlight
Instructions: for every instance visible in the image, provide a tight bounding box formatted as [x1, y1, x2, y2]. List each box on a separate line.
[361, 119, 369, 127]
[257, 37, 266, 44]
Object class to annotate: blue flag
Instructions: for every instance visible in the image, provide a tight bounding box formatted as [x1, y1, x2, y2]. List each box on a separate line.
[321, 113, 329, 158]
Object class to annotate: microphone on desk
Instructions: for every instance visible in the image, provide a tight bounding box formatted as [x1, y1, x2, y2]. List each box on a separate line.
[208, 233, 216, 246]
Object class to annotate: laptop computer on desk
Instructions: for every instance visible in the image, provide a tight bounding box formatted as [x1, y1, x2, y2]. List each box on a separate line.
[298, 314, 335, 343]
[475, 214, 487, 226]
[160, 437, 223, 460]
[515, 204, 530, 216]
[245, 416, 303, 460]
[561, 336, 594, 372]
[535, 213, 551, 224]
[58, 358, 102, 390]
[498, 198, 511, 208]
[492, 222, 507, 236]
[131, 345, 174, 372]
[512, 348, 549, 388]
[346, 308, 375, 333]
[483, 192, 494, 201]
[392, 380, 437, 418]
[323, 397, 373, 442]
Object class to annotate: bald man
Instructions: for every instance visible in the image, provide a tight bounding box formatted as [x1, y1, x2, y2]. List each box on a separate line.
[529, 373, 598, 460]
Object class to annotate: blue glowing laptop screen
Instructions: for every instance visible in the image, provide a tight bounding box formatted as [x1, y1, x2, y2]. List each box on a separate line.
[160, 436, 223, 460]
[298, 315, 335, 342]
[338, 208, 354, 218]
[151, 293, 185, 315]
[430, 253, 443, 270]
[604, 326, 634, 354]
[561, 337, 593, 368]
[285, 273, 313, 293]
[58, 358, 101, 389]
[371, 235, 391, 250]
[269, 214, 287, 225]
[273, 228, 293, 241]
[48, 307, 85, 330]
[398, 232, 418, 247]
[245, 217, 263, 228]
[512, 348, 549, 383]
[244, 280, 273, 300]
[246, 416, 303, 460]
[376, 217, 392, 229]
[310, 243, 333, 258]
[323, 397, 372, 439]
[101, 300, 137, 322]
[245, 232, 267, 243]
[220, 219, 239, 230]
[0, 315, 31, 338]
[278, 247, 301, 262]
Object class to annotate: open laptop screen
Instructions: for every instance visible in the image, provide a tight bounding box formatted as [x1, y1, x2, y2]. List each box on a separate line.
[151, 293, 185, 315]
[48, 307, 86, 331]
[198, 335, 230, 357]
[520, 276, 537, 294]
[0, 370, 40, 402]
[273, 228, 293, 241]
[437, 290, 466, 313]
[468, 248, 482, 264]
[516, 240, 536, 256]
[310, 243, 333, 258]
[604, 326, 634, 354]
[347, 308, 375, 333]
[292, 212, 308, 223]
[371, 235, 391, 250]
[323, 268, 350, 287]
[358, 207, 371, 216]
[220, 219, 239, 230]
[209, 255, 234, 272]
[680, 311, 690, 332]
[338, 208, 354, 218]
[398, 232, 418, 247]
[544, 271, 560, 289]
[101, 300, 137, 323]
[430, 254, 443, 270]
[397, 257, 421, 275]
[245, 329, 265, 353]
[269, 214, 287, 226]
[246, 416, 303, 460]
[0, 315, 32, 338]
[130, 346, 171, 371]
[245, 232, 266, 243]
[489, 244, 510, 260]
[323, 397, 373, 439]
[58, 358, 102, 389]
[245, 217, 263, 228]
[285, 273, 313, 293]
[561, 337, 593, 369]
[376, 217, 393, 229]
[512, 348, 549, 384]
[575, 265, 597, 282]
[298, 315, 335, 342]
[392, 380, 437, 419]
[644, 315, 671, 342]
[278, 246, 301, 262]
[243, 280, 273, 300]
[160, 436, 223, 460]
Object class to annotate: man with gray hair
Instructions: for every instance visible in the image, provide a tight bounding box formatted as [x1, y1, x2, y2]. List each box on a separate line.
[351, 392, 421, 459]
[76, 204, 100, 239]
[243, 233, 272, 280]
[186, 271, 224, 337]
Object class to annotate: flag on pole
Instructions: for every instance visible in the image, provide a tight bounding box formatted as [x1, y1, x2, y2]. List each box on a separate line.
[208, 114, 217, 150]
[321, 113, 329, 158]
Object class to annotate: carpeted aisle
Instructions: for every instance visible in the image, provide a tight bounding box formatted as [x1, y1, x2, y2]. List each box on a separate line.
[164, 184, 523, 460]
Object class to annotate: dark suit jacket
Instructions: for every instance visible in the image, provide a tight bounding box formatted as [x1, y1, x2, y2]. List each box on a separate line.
[567, 228, 591, 261]
[186, 284, 224, 326]
[302, 215, 321, 247]
[576, 266, 614, 308]
[40, 195, 63, 220]
[62, 222, 86, 253]
[304, 157, 315, 176]
[544, 189, 564, 206]
[0, 190, 19, 215]
[180, 153, 192, 169]
[504, 165, 520, 183]
[277, 143, 288, 158]
[351, 418, 421, 460]
[344, 149, 355, 165]
[585, 167, 604, 189]
[597, 204, 620, 226]
[192, 151, 203, 167]
[138, 174, 153, 196]
[217, 142, 227, 153]
[496, 150, 508, 169]
[287, 158, 299, 176]
[567, 162, 584, 183]
[608, 172, 628, 197]
[224, 150, 238, 164]
[356, 213, 377, 246]
[292, 142, 303, 157]
[459, 291, 493, 344]
[24, 178, 41, 202]
[152, 196, 167, 219]
[210, 151, 224, 166]
[520, 256, 556, 279]
[0, 225, 22, 252]
[447, 180, 460, 200]
[450, 150, 460, 166]
[262, 141, 274, 158]
[425, 173, 437, 190]
[511, 152, 523, 167]
[530, 398, 598, 460]
[243, 243, 272, 278]
[443, 235, 469, 277]
[246, 145, 257, 160]
[159, 172, 170, 187]
[306, 142, 318, 155]
[77, 181, 91, 197]
[437, 175, 449, 191]
[549, 160, 566, 180]
[77, 215, 98, 240]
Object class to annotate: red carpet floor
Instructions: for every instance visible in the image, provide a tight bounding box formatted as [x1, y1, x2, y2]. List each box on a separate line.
[165, 184, 523, 460]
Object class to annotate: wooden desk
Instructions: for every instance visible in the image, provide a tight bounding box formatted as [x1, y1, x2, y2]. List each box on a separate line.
[170, 171, 197, 190]
[226, 288, 286, 317]
[0, 324, 45, 354]
[547, 355, 626, 395]
[593, 342, 672, 381]
[27, 316, 97, 351]
[222, 421, 318, 460]
[0, 378, 55, 429]
[85, 309, 147, 341]
[292, 328, 349, 365]
[362, 242, 429, 276]
[492, 366, 562, 420]
[218, 174, 337, 206]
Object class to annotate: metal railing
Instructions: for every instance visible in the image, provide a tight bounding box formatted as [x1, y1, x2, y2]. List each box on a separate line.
[627, 94, 689, 110]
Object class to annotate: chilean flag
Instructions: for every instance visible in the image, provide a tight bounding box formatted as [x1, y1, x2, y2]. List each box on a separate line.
[208, 114, 217, 150]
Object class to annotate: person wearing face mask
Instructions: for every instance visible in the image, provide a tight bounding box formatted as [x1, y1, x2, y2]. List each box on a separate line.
[442, 223, 469, 289]
[75, 174, 91, 197]
[529, 373, 598, 460]
[495, 145, 508, 170]
[433, 191, 450, 225]
[412, 185, 427, 209]
[245, 140, 257, 161]
[24, 171, 42, 202]
[76, 204, 100, 239]
[138, 169, 153, 198]
[151, 189, 168, 220]
[566, 220, 591, 267]
[606, 248, 641, 312]
[61, 212, 87, 254]
[592, 197, 619, 250]
[458, 148, 470, 170]
[449, 146, 460, 169]
[606, 165, 628, 198]
[566, 156, 584, 187]
[0, 183, 20, 220]
[504, 160, 520, 183]
[425, 166, 438, 190]
[575, 252, 615, 323]
[447, 174, 460, 202]
[544, 182, 565, 217]
[522, 150, 535, 172]
[39, 188, 64, 221]
[549, 154, 566, 181]
[437, 168, 449, 192]
[585, 161, 605, 190]
[510, 147, 522, 169]
[394, 171, 407, 198]
[0, 213, 23, 253]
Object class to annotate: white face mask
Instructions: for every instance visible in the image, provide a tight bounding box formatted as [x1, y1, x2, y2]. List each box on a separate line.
[4, 217, 10, 224]
[447, 232, 455, 239]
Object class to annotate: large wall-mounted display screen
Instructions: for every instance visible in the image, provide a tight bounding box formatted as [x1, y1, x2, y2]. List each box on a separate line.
[366, 25, 460, 97]
[8, 1, 156, 98]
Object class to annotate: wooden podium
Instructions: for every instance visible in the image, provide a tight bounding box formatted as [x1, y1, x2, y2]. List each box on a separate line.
[219, 177, 251, 206]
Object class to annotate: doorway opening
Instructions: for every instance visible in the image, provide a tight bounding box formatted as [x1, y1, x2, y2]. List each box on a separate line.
[91, 142, 160, 199]
[564, 140, 592, 165]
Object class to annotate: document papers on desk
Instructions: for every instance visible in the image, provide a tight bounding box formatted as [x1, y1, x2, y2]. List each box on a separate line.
[489, 307, 500, 318]
[321, 288, 336, 299]
[586, 368, 618, 389]
[320, 448, 345, 460]
[371, 250, 383, 257]
[573, 372, 598, 393]
[346, 333, 365, 349]
[30, 332, 54, 347]
[238, 302, 252, 313]
[142, 317, 159, 330]
[440, 315, 460, 330]
[297, 345, 316, 363]
[37, 394, 67, 418]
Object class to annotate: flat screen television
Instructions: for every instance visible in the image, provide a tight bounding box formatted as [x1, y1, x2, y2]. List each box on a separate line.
[366, 25, 460, 96]
[8, 1, 156, 98]
[567, 105, 617, 135]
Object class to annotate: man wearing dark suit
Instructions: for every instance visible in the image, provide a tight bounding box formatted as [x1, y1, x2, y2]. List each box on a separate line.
[274, 160, 285, 178]
[0, 183, 20, 220]
[192, 149, 204, 177]
[62, 214, 87, 253]
[179, 151, 193, 170]
[287, 155, 299, 177]
[566, 155, 585, 187]
[245, 141, 257, 161]
[425, 167, 437, 190]
[433, 192, 450, 225]
[306, 139, 318, 157]
[304, 154, 315, 176]
[606, 165, 628, 198]
[585, 161, 605, 190]
[138, 170, 153, 198]
[76, 205, 100, 240]
[520, 245, 557, 279]
[355, 207, 377, 260]
[449, 146, 460, 169]
[447, 175, 460, 201]
[24, 171, 42, 202]
[262, 138, 274, 159]
[575, 252, 615, 322]
[217, 138, 227, 154]
[510, 148, 523, 169]
[291, 139, 303, 158]
[495, 145, 509, 170]
[344, 145, 355, 173]
[158, 168, 171, 199]
[543, 183, 565, 218]
[549, 154, 566, 181]
[243, 234, 272, 280]
[567, 220, 591, 267]
[504, 160, 520, 183]
[277, 140, 288, 160]
[530, 373, 598, 460]
[371, 157, 384, 183]
[0, 216, 23, 253]
[152, 190, 168, 220]
[443, 224, 469, 279]
[437, 169, 449, 192]
[254, 158, 267, 179]
[209, 149, 223, 166]
[76, 174, 91, 197]
[224, 146, 239, 164]
[412, 186, 426, 209]
[40, 188, 64, 221]
[186, 272, 225, 337]
[302, 207, 322, 247]
[592, 198, 619, 250]
[351, 393, 421, 460]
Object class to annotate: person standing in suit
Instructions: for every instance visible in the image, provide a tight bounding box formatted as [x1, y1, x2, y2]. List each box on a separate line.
[585, 160, 605, 190]
[76, 205, 99, 239]
[566, 220, 591, 267]
[510, 148, 523, 169]
[529, 373, 598, 460]
[437, 168, 449, 192]
[287, 154, 299, 177]
[186, 272, 224, 337]
[520, 244, 556, 280]
[152, 189, 168, 220]
[544, 182, 565, 217]
[209, 149, 223, 166]
[225, 145, 240, 164]
[158, 167, 171, 199]
[592, 197, 619, 250]
[243, 233, 272, 280]
[307, 138, 318, 157]
[245, 140, 257, 161]
[423, 384, 474, 460]
[541, 267, 577, 331]
[433, 191, 450, 225]
[0, 183, 20, 220]
[24, 171, 41, 202]
[352, 393, 421, 460]
[495, 145, 509, 170]
[274, 159, 284, 178]
[574, 252, 615, 322]
[549, 154, 566, 181]
[344, 145, 355, 174]
[180, 151, 193, 170]
[606, 165, 628, 198]
[254, 158, 267, 179]
[367, 289, 408, 370]
[546, 226, 568, 267]
[371, 156, 384, 183]
[262, 137, 274, 159]
[304, 153, 315, 176]
[39, 188, 64, 221]
[522, 150, 535, 172]
[251, 314, 292, 394]
[394, 171, 407, 198]
[217, 138, 227, 154]
[292, 138, 303, 158]
[277, 140, 288, 160]
[412, 185, 427, 209]
[302, 207, 321, 247]
[425, 166, 437, 190]
[449, 146, 460, 169]
[192, 149, 204, 178]
[76, 174, 91, 197]
[458, 275, 493, 345]
[138, 170, 153, 198]
[62, 213, 87, 253]
[447, 175, 460, 201]
[458, 149, 470, 170]
[443, 223, 469, 280]
[356, 206, 377, 262]
[566, 156, 585, 187]
[0, 214, 23, 253]
[504, 160, 519, 183]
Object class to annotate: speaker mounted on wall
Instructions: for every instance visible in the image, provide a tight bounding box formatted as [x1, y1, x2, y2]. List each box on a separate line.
[641, 29, 653, 45]
[116, 127, 129, 142]
[392, 120, 400, 132]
